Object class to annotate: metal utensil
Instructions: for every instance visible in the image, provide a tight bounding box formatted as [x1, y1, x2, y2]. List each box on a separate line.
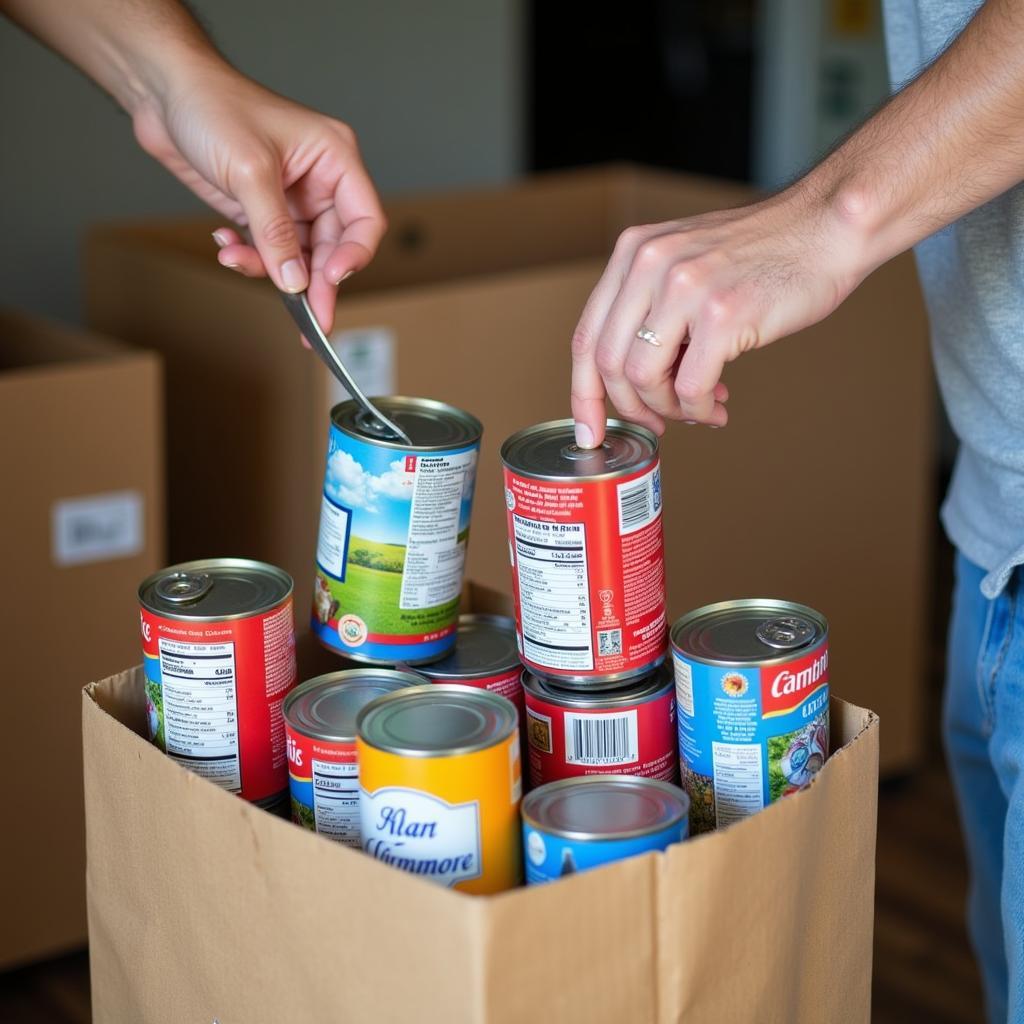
[279, 290, 412, 445]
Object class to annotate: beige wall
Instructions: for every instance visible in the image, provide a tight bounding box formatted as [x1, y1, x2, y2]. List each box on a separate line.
[0, 0, 524, 323]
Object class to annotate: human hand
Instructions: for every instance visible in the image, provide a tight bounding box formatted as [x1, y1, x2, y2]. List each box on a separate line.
[132, 61, 386, 334]
[569, 188, 868, 446]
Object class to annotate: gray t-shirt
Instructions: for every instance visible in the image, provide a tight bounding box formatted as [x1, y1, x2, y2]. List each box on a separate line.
[883, 0, 1024, 597]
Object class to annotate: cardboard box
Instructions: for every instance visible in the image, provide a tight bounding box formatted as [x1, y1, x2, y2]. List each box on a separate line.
[83, 586, 879, 1024]
[0, 309, 164, 968]
[84, 164, 933, 775]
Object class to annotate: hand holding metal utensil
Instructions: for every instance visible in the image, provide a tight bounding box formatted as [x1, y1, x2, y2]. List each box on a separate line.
[279, 290, 412, 445]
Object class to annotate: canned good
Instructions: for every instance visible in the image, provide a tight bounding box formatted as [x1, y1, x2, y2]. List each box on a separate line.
[312, 397, 482, 665]
[523, 668, 677, 789]
[412, 614, 524, 720]
[139, 558, 296, 806]
[671, 600, 830, 834]
[356, 684, 522, 894]
[284, 669, 424, 845]
[501, 418, 667, 688]
[521, 775, 689, 884]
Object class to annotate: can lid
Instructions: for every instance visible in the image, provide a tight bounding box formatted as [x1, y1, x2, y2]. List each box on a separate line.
[501, 418, 657, 481]
[283, 670, 425, 742]
[332, 396, 482, 451]
[671, 599, 828, 666]
[139, 558, 293, 621]
[356, 684, 517, 757]
[415, 614, 519, 680]
[522, 664, 672, 707]
[522, 776, 690, 841]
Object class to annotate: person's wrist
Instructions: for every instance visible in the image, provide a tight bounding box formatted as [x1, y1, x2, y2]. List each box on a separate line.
[120, 36, 232, 118]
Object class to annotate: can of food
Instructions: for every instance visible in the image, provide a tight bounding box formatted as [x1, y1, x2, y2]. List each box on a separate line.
[521, 775, 689, 884]
[356, 684, 522, 894]
[139, 558, 296, 806]
[412, 614, 524, 720]
[523, 667, 677, 789]
[501, 418, 666, 688]
[283, 668, 425, 845]
[671, 599, 830, 834]
[312, 397, 482, 665]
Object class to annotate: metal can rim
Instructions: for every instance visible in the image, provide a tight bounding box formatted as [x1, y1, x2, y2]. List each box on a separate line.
[283, 669, 428, 743]
[521, 665, 672, 708]
[356, 683, 518, 758]
[139, 557, 294, 622]
[521, 775, 690, 841]
[670, 598, 829, 669]
[413, 614, 520, 681]
[331, 396, 482, 452]
[500, 417, 659, 482]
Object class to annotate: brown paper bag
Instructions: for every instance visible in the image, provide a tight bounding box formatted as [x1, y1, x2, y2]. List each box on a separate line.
[84, 662, 877, 1024]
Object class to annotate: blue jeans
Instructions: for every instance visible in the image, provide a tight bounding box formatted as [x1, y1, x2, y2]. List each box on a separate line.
[946, 552, 1024, 1024]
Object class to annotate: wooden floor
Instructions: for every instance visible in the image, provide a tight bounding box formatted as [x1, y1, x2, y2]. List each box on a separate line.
[0, 544, 987, 1023]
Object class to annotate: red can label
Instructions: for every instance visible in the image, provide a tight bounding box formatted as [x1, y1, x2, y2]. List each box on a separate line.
[140, 599, 296, 803]
[424, 668, 524, 719]
[504, 461, 667, 681]
[285, 729, 360, 845]
[524, 682, 677, 788]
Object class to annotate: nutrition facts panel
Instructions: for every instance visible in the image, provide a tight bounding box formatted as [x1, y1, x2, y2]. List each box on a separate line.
[312, 759, 360, 845]
[158, 638, 241, 792]
[711, 741, 764, 825]
[512, 515, 593, 671]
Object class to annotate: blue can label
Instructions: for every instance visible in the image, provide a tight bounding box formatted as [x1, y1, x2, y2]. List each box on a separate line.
[673, 644, 829, 833]
[524, 818, 687, 884]
[312, 424, 478, 663]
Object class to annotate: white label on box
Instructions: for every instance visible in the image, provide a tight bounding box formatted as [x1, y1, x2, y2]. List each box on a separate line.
[51, 490, 143, 566]
[325, 326, 396, 407]
[360, 787, 481, 888]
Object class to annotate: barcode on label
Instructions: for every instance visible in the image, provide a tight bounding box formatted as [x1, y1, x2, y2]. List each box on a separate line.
[565, 710, 639, 766]
[617, 467, 661, 535]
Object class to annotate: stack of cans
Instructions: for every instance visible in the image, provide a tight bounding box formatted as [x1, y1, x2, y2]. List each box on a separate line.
[137, 401, 832, 896]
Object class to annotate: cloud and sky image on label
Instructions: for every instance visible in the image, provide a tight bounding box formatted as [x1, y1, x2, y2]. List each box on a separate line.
[325, 440, 414, 545]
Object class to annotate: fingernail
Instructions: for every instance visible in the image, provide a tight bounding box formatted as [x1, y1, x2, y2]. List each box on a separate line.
[709, 425, 721, 430]
[212, 230, 231, 248]
[574, 423, 595, 448]
[684, 421, 697, 426]
[336, 269, 355, 285]
[280, 259, 308, 293]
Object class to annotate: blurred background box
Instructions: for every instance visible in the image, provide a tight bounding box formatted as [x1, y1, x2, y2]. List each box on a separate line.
[0, 310, 164, 968]
[84, 164, 933, 778]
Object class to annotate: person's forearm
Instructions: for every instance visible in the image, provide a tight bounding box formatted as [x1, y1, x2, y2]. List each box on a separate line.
[800, 0, 1024, 275]
[2, 0, 228, 115]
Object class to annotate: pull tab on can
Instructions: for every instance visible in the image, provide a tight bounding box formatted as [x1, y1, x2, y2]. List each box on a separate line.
[154, 571, 213, 604]
[755, 615, 816, 651]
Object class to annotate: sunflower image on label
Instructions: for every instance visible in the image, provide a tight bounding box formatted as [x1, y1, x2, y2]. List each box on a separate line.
[312, 398, 482, 665]
[360, 787, 482, 887]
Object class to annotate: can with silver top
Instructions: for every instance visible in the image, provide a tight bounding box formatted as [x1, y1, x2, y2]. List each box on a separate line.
[412, 613, 524, 720]
[521, 775, 689, 884]
[671, 599, 830, 834]
[284, 668, 424, 845]
[356, 684, 522, 894]
[501, 418, 667, 688]
[522, 666, 676, 788]
[312, 397, 482, 665]
[139, 558, 296, 806]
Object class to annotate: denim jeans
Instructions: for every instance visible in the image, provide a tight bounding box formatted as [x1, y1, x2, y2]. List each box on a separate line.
[946, 551, 1024, 1024]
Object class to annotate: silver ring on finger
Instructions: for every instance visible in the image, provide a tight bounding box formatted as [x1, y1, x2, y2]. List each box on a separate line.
[636, 325, 661, 347]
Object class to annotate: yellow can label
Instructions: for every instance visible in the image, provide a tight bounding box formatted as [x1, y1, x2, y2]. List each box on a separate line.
[357, 732, 522, 894]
